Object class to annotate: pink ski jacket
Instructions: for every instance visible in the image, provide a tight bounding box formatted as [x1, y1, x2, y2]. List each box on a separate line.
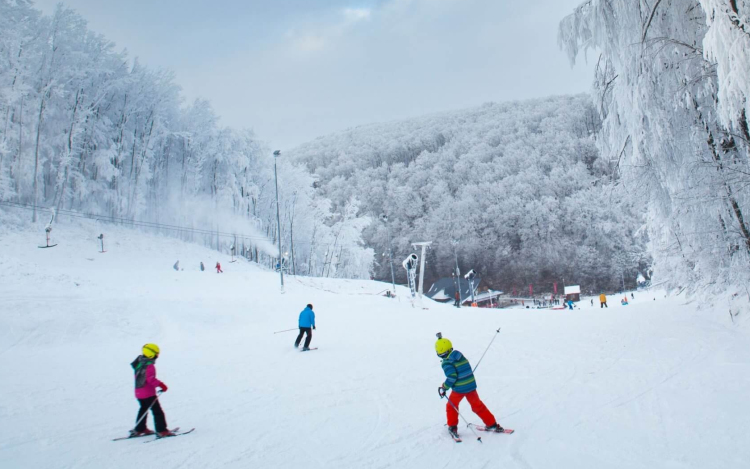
[131, 356, 165, 399]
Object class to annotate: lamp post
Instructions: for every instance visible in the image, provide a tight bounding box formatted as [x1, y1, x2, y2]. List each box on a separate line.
[273, 150, 284, 293]
[380, 214, 396, 296]
[452, 239, 461, 305]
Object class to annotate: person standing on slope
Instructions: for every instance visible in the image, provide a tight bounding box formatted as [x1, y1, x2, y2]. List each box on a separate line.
[216, 262, 223, 273]
[600, 293, 608, 308]
[295, 304, 316, 350]
[130, 344, 174, 437]
[436, 335, 503, 437]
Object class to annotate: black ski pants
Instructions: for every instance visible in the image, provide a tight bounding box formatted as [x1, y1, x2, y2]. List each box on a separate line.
[295, 327, 312, 348]
[601, 301, 608, 308]
[135, 395, 167, 432]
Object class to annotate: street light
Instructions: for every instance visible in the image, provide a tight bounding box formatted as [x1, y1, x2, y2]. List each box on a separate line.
[452, 239, 461, 306]
[273, 150, 284, 293]
[380, 214, 396, 296]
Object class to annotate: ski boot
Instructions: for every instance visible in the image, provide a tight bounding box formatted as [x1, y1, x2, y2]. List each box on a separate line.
[129, 428, 155, 437]
[485, 423, 505, 432]
[157, 430, 177, 438]
[448, 425, 459, 436]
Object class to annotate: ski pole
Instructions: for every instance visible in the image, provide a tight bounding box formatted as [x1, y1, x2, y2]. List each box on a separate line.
[439, 388, 482, 443]
[472, 327, 501, 373]
[273, 328, 298, 334]
[133, 391, 162, 431]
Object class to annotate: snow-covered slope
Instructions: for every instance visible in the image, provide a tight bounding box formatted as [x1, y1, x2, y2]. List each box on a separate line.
[1, 219, 749, 469]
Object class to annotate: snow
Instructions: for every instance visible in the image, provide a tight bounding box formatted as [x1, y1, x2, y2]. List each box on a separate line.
[1, 219, 750, 468]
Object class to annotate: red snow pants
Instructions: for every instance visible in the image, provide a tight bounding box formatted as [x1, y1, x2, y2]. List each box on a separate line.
[446, 390, 496, 427]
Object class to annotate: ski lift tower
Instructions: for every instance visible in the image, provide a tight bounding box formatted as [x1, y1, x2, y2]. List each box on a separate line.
[411, 241, 432, 298]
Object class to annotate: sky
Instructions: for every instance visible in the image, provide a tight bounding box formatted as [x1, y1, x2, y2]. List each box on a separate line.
[33, 0, 594, 150]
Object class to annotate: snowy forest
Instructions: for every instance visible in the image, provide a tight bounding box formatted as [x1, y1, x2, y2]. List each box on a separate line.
[288, 96, 649, 293]
[559, 0, 750, 292]
[4, 0, 750, 294]
[0, 0, 373, 279]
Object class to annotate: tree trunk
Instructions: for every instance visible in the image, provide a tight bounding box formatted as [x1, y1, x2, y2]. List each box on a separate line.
[706, 129, 750, 253]
[32, 91, 48, 222]
[130, 116, 154, 218]
[308, 224, 317, 276]
[15, 97, 23, 196]
[55, 88, 82, 212]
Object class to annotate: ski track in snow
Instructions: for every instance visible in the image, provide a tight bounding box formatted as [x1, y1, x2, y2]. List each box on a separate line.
[1, 221, 750, 468]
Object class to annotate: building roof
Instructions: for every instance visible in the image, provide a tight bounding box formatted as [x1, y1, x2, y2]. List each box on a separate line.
[426, 277, 481, 301]
[564, 285, 581, 295]
[471, 289, 504, 303]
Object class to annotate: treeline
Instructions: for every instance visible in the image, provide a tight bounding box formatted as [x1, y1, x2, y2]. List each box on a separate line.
[0, 1, 372, 278]
[289, 95, 650, 293]
[559, 0, 750, 291]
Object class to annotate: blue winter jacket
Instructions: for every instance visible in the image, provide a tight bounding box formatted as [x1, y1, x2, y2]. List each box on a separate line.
[298, 307, 315, 328]
[441, 350, 477, 394]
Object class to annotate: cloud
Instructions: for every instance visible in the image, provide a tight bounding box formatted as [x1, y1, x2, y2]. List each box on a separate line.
[287, 6, 372, 52]
[296, 35, 327, 51]
[343, 7, 371, 23]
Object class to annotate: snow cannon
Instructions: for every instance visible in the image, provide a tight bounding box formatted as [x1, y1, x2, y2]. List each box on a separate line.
[402, 253, 418, 271]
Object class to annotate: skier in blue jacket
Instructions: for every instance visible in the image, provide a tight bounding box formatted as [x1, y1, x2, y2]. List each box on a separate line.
[295, 304, 316, 350]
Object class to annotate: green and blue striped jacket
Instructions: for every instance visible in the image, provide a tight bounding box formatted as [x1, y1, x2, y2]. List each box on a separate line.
[441, 350, 477, 393]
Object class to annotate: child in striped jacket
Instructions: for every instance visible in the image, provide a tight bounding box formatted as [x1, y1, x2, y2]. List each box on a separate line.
[436, 335, 503, 436]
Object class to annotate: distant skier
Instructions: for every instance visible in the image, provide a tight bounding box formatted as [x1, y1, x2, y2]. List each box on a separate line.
[590, 298, 594, 307]
[567, 299, 574, 310]
[130, 344, 174, 437]
[200, 262, 205, 272]
[631, 292, 634, 300]
[173, 261, 179, 271]
[454, 290, 461, 308]
[600, 293, 608, 308]
[435, 335, 503, 437]
[294, 304, 316, 350]
[216, 262, 223, 273]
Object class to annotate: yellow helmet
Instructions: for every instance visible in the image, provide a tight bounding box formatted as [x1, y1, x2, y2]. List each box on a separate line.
[435, 338, 453, 357]
[142, 343, 160, 358]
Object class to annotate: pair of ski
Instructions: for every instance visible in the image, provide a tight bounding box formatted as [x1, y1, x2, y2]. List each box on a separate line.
[300, 347, 318, 352]
[447, 424, 514, 443]
[112, 427, 195, 442]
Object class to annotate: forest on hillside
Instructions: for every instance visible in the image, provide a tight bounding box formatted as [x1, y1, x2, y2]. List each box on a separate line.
[289, 95, 650, 293]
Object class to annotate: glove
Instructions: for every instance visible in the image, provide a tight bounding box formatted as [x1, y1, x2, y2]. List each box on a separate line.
[438, 386, 447, 398]
[159, 383, 168, 393]
[313, 325, 316, 330]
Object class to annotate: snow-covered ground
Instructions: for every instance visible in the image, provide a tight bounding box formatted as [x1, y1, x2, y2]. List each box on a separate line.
[1, 218, 750, 469]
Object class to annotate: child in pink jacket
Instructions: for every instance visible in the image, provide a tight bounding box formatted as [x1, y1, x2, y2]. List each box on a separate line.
[130, 344, 173, 437]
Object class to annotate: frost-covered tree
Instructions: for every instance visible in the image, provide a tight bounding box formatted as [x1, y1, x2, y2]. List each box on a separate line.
[700, 0, 750, 132]
[0, 0, 372, 278]
[559, 0, 750, 291]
